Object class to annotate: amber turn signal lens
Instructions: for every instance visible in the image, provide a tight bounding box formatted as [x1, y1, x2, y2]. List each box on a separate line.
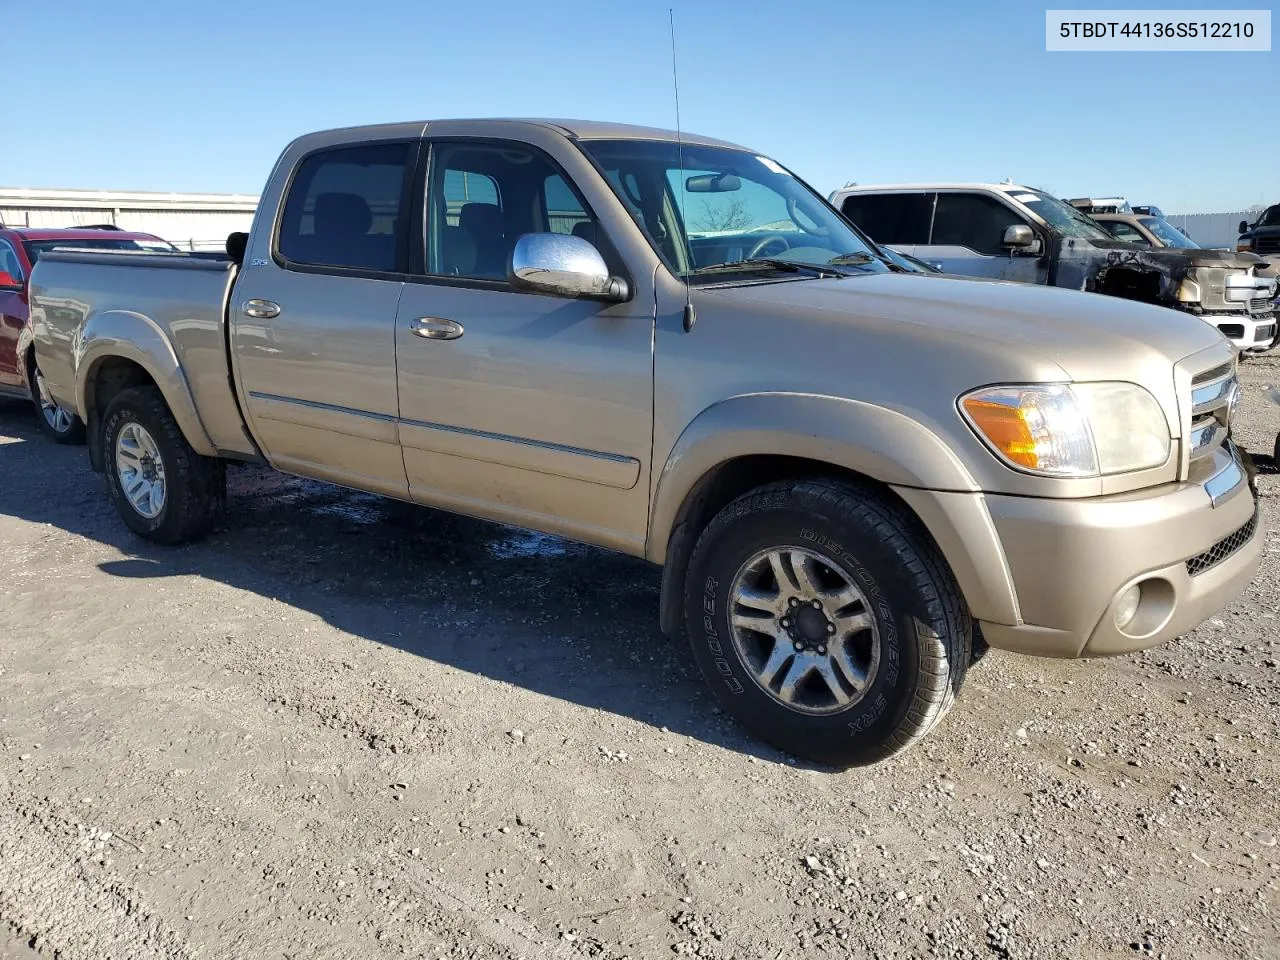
[961, 397, 1040, 469]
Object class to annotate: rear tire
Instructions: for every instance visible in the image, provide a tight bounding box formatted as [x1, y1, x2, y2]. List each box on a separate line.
[683, 478, 971, 767]
[28, 353, 85, 444]
[102, 386, 223, 544]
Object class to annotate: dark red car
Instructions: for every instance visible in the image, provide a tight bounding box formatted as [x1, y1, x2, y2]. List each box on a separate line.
[0, 226, 175, 441]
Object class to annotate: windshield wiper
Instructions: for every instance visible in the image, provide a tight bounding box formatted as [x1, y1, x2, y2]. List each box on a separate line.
[826, 251, 878, 266]
[691, 257, 844, 279]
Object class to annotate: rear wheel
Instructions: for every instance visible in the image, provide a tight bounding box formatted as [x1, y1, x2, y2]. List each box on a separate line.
[683, 478, 971, 767]
[28, 353, 85, 444]
[102, 386, 223, 544]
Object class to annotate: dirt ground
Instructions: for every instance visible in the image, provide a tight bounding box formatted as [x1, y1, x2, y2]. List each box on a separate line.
[1, 355, 1278, 960]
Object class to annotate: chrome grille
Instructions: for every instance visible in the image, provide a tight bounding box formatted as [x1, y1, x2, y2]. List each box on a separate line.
[1186, 503, 1258, 576]
[1249, 296, 1276, 315]
[1187, 362, 1237, 464]
[1192, 361, 1233, 385]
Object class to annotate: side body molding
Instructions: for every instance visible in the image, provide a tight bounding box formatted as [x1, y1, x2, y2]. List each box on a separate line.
[648, 392, 1021, 630]
[76, 309, 217, 458]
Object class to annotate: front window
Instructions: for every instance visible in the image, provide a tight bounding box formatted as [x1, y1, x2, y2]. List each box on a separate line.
[1257, 205, 1280, 227]
[1002, 188, 1113, 242]
[1140, 216, 1198, 249]
[23, 237, 174, 264]
[579, 140, 885, 282]
[1099, 219, 1149, 244]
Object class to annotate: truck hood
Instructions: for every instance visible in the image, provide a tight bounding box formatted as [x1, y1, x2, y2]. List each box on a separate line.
[706, 271, 1224, 384]
[1087, 238, 1262, 269]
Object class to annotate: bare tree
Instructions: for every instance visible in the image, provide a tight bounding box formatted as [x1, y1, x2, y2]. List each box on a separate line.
[694, 198, 752, 232]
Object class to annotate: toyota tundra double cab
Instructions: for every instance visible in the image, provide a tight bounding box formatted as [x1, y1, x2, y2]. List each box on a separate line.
[834, 183, 1278, 354]
[31, 120, 1263, 766]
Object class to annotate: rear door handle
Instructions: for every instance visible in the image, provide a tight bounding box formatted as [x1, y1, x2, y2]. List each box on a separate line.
[410, 317, 464, 340]
[243, 299, 281, 319]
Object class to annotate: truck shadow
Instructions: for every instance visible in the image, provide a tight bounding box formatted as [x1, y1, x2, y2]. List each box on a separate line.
[0, 400, 785, 763]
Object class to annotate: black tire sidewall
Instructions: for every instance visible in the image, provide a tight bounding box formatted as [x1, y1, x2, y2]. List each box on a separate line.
[102, 395, 177, 539]
[686, 501, 929, 766]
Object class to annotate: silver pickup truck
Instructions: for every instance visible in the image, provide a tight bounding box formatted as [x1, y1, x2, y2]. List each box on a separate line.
[31, 119, 1263, 766]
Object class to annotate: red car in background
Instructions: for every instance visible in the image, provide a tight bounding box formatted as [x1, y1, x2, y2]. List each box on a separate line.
[0, 226, 176, 441]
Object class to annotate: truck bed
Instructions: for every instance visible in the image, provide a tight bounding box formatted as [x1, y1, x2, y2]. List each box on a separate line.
[29, 249, 258, 459]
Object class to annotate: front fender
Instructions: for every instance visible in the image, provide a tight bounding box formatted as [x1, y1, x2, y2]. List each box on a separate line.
[648, 392, 1023, 632]
[649, 392, 980, 562]
[76, 309, 217, 457]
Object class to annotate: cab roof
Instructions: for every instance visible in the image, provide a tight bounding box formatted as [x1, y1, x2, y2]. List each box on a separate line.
[834, 183, 1039, 194]
[298, 118, 750, 151]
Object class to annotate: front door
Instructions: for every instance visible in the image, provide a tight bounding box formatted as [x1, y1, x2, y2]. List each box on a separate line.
[393, 138, 654, 554]
[231, 140, 416, 498]
[919, 191, 1044, 283]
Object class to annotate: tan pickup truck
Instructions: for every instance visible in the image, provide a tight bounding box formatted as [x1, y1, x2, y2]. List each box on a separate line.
[30, 119, 1263, 766]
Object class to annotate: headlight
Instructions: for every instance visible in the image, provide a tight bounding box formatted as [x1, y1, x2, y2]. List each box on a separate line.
[960, 383, 1170, 477]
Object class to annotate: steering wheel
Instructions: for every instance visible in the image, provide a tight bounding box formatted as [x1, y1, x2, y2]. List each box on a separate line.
[747, 234, 791, 259]
[787, 198, 829, 237]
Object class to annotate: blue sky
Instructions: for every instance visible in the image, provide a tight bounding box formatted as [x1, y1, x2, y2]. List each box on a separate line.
[5, 0, 1276, 212]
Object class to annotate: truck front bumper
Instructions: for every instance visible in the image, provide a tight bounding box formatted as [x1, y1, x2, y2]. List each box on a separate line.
[1199, 311, 1277, 353]
[973, 453, 1262, 659]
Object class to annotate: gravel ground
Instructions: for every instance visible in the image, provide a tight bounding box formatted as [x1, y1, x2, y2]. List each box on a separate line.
[1, 354, 1278, 960]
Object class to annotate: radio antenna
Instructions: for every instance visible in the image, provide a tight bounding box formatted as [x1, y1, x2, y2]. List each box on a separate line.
[669, 8, 695, 332]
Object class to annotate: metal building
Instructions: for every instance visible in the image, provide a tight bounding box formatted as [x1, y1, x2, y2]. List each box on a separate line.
[0, 187, 258, 251]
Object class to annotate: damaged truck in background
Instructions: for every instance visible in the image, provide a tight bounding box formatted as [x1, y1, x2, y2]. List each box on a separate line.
[832, 183, 1278, 354]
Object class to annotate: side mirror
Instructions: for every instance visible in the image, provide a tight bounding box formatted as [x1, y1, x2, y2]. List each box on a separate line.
[0, 270, 21, 289]
[1239, 220, 1250, 234]
[1001, 224, 1037, 250]
[509, 233, 627, 301]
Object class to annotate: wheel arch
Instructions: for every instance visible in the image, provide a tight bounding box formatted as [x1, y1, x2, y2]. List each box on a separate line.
[649, 393, 1012, 635]
[76, 309, 216, 470]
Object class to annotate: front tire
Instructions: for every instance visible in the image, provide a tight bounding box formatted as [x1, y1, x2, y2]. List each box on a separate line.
[28, 354, 85, 444]
[683, 478, 971, 767]
[102, 386, 223, 544]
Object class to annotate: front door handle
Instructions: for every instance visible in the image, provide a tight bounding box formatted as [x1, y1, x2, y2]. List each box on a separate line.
[410, 317, 464, 340]
[243, 299, 281, 319]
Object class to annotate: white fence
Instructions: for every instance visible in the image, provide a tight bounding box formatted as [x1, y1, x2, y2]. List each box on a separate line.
[1163, 209, 1263, 250]
[0, 188, 258, 253]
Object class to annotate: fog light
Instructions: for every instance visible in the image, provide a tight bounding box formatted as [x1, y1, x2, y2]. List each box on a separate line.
[1114, 584, 1142, 630]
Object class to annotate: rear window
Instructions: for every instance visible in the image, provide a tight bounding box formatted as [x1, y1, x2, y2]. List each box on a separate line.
[277, 142, 412, 273]
[840, 193, 932, 245]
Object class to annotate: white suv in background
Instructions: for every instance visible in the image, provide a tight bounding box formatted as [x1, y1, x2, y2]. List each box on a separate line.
[830, 182, 1277, 353]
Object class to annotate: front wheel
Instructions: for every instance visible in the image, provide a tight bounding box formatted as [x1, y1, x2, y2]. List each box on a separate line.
[102, 386, 224, 544]
[683, 479, 972, 767]
[28, 355, 85, 444]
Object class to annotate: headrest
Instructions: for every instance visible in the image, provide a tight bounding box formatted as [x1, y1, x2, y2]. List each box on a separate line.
[459, 202, 504, 236]
[314, 192, 372, 236]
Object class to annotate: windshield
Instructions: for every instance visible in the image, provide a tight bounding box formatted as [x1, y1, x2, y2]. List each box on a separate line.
[23, 237, 174, 264]
[1003, 189, 1113, 242]
[1259, 205, 1280, 227]
[1141, 216, 1199, 249]
[578, 140, 885, 282]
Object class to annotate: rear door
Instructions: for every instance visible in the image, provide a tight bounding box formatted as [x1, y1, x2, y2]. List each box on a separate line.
[920, 191, 1043, 282]
[230, 140, 417, 498]
[391, 136, 655, 554]
[0, 237, 26, 386]
[838, 192, 932, 260]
